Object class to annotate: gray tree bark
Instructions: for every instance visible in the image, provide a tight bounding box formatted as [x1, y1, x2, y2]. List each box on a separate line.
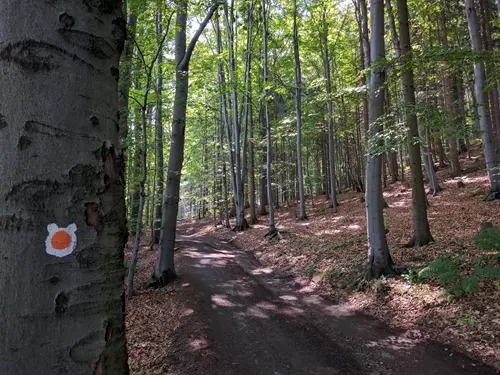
[397, 0, 434, 246]
[466, 0, 500, 194]
[0, 2, 128, 373]
[439, 11, 461, 177]
[365, 0, 392, 280]
[249, 82, 258, 224]
[119, 2, 137, 149]
[319, 10, 339, 213]
[262, 0, 276, 235]
[155, 1, 220, 286]
[126, 12, 172, 298]
[153, 10, 165, 244]
[293, 0, 307, 220]
[223, 3, 248, 231]
[478, 0, 500, 151]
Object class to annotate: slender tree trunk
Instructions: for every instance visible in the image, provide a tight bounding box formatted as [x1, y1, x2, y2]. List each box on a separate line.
[223, 3, 247, 231]
[127, 102, 148, 297]
[153, 11, 164, 244]
[127, 13, 173, 297]
[155, 1, 220, 285]
[262, 0, 276, 235]
[479, 0, 500, 151]
[321, 22, 338, 213]
[359, 0, 370, 132]
[119, 8, 138, 149]
[439, 11, 461, 177]
[220, 103, 231, 227]
[397, 0, 433, 246]
[466, 0, 500, 194]
[293, 0, 307, 220]
[435, 135, 448, 167]
[365, 0, 392, 280]
[249, 97, 258, 224]
[0, 2, 128, 372]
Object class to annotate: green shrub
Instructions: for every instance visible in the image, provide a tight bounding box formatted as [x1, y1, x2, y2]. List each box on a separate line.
[306, 263, 317, 275]
[409, 253, 500, 299]
[476, 228, 500, 251]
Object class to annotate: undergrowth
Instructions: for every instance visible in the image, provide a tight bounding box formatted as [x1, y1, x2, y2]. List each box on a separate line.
[405, 229, 500, 298]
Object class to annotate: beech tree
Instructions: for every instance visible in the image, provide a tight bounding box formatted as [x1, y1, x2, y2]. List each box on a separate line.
[155, 1, 220, 285]
[364, 0, 393, 279]
[465, 0, 500, 196]
[293, 0, 307, 220]
[0, 2, 128, 373]
[397, 0, 434, 246]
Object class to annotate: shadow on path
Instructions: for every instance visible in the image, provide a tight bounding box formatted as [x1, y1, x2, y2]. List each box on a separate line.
[175, 232, 497, 375]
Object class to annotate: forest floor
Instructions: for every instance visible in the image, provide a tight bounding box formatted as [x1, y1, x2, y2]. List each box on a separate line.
[125, 148, 500, 374]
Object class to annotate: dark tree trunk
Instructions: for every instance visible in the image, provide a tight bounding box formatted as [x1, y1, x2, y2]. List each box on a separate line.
[397, 0, 434, 246]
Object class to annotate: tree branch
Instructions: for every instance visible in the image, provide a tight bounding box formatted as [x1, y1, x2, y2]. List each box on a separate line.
[178, 1, 222, 70]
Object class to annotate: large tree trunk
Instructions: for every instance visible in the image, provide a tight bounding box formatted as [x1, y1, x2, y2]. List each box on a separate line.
[153, 10, 164, 244]
[293, 0, 307, 220]
[465, 0, 500, 194]
[365, 0, 392, 280]
[397, 0, 434, 246]
[0, 2, 128, 373]
[155, 1, 219, 286]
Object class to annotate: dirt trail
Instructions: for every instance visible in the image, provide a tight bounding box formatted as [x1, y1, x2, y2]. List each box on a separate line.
[175, 232, 497, 375]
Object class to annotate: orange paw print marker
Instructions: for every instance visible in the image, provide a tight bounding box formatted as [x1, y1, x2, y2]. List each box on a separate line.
[46, 223, 77, 257]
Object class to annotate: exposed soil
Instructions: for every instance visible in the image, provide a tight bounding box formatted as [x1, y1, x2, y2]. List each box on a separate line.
[126, 229, 497, 374]
[125, 147, 500, 373]
[184, 149, 500, 371]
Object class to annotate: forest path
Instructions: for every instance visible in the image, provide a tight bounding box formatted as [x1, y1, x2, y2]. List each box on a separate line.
[175, 232, 497, 375]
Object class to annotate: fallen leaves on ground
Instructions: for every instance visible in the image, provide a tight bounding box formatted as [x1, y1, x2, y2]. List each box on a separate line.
[125, 232, 220, 375]
[183, 149, 500, 370]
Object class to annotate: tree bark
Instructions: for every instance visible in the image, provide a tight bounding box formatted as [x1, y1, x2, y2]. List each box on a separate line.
[119, 8, 138, 149]
[320, 17, 338, 213]
[478, 0, 500, 151]
[293, 0, 307, 220]
[153, 10, 164, 244]
[262, 0, 276, 235]
[439, 11, 461, 177]
[365, 0, 392, 280]
[249, 94, 258, 224]
[397, 0, 434, 246]
[465, 0, 500, 194]
[0, 2, 128, 373]
[155, 1, 220, 286]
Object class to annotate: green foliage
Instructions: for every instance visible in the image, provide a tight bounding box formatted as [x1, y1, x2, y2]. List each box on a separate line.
[328, 240, 344, 250]
[306, 263, 317, 275]
[460, 277, 480, 294]
[485, 192, 499, 201]
[417, 256, 457, 281]
[410, 253, 500, 299]
[475, 228, 500, 251]
[456, 310, 479, 328]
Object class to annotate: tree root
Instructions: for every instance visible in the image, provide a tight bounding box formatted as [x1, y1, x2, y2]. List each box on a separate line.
[403, 235, 434, 248]
[149, 270, 177, 288]
[264, 226, 282, 241]
[232, 218, 250, 232]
